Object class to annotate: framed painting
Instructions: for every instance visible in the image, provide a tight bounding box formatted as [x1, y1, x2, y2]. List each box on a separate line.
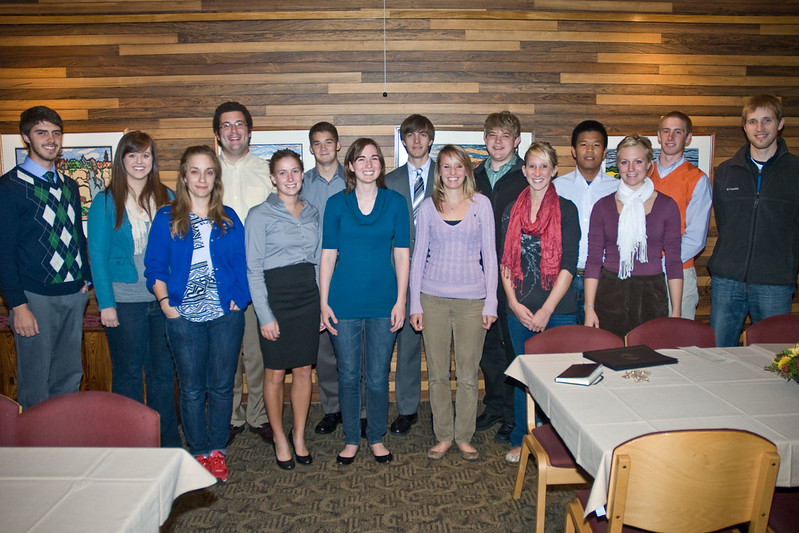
[248, 130, 312, 168]
[393, 129, 534, 169]
[603, 134, 715, 179]
[1, 132, 124, 220]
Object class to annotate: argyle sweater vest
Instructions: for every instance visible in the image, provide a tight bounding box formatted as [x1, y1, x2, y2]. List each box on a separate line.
[0, 167, 88, 304]
[651, 161, 704, 269]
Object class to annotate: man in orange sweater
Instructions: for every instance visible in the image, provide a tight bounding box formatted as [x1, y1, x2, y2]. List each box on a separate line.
[651, 111, 712, 319]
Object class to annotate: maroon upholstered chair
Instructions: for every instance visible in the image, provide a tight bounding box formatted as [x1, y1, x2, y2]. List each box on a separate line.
[768, 488, 799, 533]
[16, 391, 160, 447]
[743, 314, 799, 346]
[513, 325, 624, 533]
[0, 394, 21, 446]
[625, 316, 716, 349]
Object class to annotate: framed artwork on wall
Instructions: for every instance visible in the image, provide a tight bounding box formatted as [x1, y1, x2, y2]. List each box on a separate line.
[393, 129, 534, 170]
[1, 132, 124, 220]
[603, 134, 715, 180]
[248, 130, 312, 168]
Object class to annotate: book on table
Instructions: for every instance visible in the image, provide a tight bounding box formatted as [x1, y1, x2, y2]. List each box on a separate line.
[555, 363, 604, 386]
[582, 344, 678, 371]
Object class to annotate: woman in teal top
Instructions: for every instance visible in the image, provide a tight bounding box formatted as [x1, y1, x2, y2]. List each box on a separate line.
[320, 138, 410, 466]
[87, 131, 179, 447]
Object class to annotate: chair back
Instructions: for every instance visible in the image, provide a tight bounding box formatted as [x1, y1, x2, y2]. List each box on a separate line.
[16, 391, 160, 447]
[743, 314, 799, 346]
[524, 325, 624, 354]
[0, 394, 21, 446]
[604, 429, 779, 533]
[624, 317, 715, 349]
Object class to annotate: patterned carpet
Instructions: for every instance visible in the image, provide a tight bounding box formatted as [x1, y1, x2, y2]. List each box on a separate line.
[162, 402, 579, 532]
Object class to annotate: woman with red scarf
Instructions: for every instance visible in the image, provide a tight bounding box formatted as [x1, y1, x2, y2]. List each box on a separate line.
[499, 141, 580, 463]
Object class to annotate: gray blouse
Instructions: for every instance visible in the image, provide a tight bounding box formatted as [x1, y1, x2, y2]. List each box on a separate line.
[245, 193, 320, 325]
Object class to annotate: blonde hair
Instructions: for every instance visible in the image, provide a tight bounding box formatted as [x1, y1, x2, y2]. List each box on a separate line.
[432, 145, 477, 212]
[524, 141, 558, 169]
[616, 135, 654, 166]
[170, 145, 232, 238]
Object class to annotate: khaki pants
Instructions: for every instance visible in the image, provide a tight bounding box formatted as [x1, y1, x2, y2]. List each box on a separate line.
[420, 294, 487, 445]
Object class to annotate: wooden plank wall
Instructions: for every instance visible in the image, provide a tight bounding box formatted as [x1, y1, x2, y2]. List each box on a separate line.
[0, 1, 797, 326]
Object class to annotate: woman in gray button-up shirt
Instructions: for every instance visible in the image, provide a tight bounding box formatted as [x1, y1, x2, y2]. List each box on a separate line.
[245, 149, 321, 470]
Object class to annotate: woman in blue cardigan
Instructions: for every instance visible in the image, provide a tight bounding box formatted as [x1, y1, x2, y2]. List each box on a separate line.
[87, 131, 180, 447]
[145, 145, 250, 483]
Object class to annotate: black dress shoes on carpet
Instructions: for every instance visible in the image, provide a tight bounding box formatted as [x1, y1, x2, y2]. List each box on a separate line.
[494, 423, 513, 443]
[314, 412, 342, 434]
[227, 424, 245, 446]
[475, 412, 502, 431]
[249, 422, 274, 444]
[390, 413, 418, 435]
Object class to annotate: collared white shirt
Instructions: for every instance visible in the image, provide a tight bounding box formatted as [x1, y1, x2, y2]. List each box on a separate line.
[406, 158, 432, 194]
[553, 169, 619, 269]
[219, 150, 275, 224]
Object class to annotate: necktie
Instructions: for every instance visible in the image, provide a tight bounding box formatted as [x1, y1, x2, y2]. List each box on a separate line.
[43, 171, 54, 183]
[412, 169, 424, 222]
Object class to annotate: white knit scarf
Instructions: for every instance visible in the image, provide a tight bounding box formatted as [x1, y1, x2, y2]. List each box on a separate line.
[615, 177, 654, 279]
[125, 193, 156, 255]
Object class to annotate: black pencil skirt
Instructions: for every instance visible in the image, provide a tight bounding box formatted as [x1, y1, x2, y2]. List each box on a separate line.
[595, 268, 668, 338]
[259, 262, 320, 370]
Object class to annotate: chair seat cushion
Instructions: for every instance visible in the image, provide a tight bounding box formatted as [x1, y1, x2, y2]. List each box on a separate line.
[531, 423, 577, 468]
[769, 488, 799, 533]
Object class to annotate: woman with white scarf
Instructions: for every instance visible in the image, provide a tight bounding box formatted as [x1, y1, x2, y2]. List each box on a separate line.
[87, 131, 180, 447]
[583, 135, 682, 338]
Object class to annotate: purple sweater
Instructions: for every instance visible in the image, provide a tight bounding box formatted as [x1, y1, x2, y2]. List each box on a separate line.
[409, 194, 498, 316]
[585, 192, 683, 280]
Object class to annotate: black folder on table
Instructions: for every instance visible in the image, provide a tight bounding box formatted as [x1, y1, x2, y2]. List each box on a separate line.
[582, 344, 678, 371]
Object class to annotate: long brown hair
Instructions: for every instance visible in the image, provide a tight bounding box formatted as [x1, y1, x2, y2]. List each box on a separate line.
[170, 145, 232, 238]
[343, 138, 386, 193]
[432, 144, 476, 212]
[108, 131, 170, 230]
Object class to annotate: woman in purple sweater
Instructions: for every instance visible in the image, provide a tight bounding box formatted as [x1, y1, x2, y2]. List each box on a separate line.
[584, 135, 683, 337]
[409, 145, 497, 462]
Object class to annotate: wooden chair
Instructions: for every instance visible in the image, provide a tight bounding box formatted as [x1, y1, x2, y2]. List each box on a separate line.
[513, 325, 624, 533]
[624, 316, 715, 349]
[743, 314, 799, 346]
[16, 391, 160, 447]
[565, 429, 780, 533]
[0, 394, 21, 446]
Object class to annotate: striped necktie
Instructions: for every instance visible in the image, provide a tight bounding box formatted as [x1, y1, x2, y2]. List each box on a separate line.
[412, 168, 424, 222]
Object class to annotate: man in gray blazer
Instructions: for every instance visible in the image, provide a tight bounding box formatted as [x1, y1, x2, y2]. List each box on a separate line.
[385, 114, 435, 435]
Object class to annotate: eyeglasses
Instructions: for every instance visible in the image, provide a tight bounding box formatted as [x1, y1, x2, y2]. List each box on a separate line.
[220, 121, 246, 131]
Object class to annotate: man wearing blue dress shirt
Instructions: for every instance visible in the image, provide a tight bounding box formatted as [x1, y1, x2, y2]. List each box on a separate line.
[385, 114, 436, 435]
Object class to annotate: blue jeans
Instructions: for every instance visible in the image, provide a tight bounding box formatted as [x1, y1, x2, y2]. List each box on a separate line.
[506, 312, 577, 447]
[166, 310, 244, 456]
[330, 318, 396, 446]
[105, 301, 181, 447]
[710, 276, 794, 347]
[573, 274, 585, 325]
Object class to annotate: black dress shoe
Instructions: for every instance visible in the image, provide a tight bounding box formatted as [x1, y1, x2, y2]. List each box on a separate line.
[360, 418, 367, 439]
[336, 452, 357, 465]
[475, 412, 502, 431]
[271, 440, 295, 470]
[227, 424, 245, 446]
[249, 422, 274, 444]
[315, 412, 342, 435]
[494, 423, 513, 443]
[373, 452, 393, 464]
[288, 428, 313, 465]
[390, 413, 418, 435]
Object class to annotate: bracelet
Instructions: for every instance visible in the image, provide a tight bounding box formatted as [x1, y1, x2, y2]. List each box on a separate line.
[158, 296, 168, 303]
[583, 304, 595, 308]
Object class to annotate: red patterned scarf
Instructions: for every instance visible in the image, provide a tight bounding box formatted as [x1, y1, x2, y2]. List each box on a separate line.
[501, 185, 562, 291]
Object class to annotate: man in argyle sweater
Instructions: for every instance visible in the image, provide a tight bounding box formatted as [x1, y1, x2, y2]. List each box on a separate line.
[0, 106, 90, 410]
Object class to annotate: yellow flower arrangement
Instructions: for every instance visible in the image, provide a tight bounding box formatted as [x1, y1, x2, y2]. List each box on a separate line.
[765, 343, 799, 381]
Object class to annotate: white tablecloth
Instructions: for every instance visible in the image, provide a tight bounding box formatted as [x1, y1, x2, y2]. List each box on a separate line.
[506, 344, 799, 516]
[0, 447, 217, 532]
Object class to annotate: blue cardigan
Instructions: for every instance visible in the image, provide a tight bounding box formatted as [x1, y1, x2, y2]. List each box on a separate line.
[87, 189, 174, 310]
[144, 205, 251, 312]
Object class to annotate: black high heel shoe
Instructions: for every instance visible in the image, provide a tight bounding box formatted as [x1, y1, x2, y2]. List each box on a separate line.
[271, 438, 295, 470]
[288, 428, 312, 465]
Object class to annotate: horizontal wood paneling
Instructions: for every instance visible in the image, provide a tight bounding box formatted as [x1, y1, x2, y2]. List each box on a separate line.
[0, 1, 798, 331]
